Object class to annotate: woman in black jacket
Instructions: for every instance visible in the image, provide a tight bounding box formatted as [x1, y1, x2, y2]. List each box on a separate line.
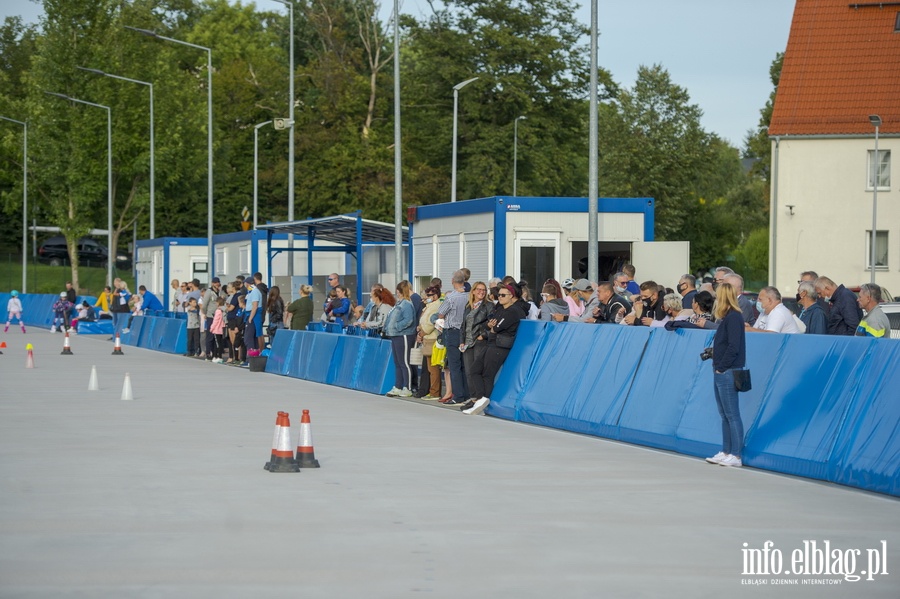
[706, 282, 747, 468]
[465, 283, 522, 415]
[460, 282, 491, 404]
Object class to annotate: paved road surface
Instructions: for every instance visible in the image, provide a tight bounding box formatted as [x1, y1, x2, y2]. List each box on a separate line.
[0, 330, 897, 598]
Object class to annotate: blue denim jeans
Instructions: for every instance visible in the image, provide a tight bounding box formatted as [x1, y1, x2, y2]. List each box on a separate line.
[713, 369, 743, 458]
[443, 327, 469, 400]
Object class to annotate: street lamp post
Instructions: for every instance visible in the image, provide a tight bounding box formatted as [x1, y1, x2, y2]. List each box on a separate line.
[587, 0, 599, 284]
[393, 0, 403, 283]
[254, 121, 273, 229]
[45, 92, 113, 286]
[451, 77, 478, 203]
[513, 115, 526, 197]
[869, 114, 882, 284]
[126, 26, 214, 279]
[270, 0, 296, 275]
[0, 115, 27, 292]
[77, 67, 155, 239]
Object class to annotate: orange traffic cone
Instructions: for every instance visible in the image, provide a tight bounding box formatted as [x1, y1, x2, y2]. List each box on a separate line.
[264, 411, 300, 473]
[112, 334, 124, 356]
[0, 341, 6, 354]
[61, 330, 74, 355]
[295, 409, 321, 468]
[25, 343, 35, 368]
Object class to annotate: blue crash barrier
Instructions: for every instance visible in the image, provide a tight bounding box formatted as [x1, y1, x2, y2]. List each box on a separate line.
[264, 329, 393, 395]
[0, 293, 106, 331]
[488, 320, 899, 496]
[119, 315, 187, 354]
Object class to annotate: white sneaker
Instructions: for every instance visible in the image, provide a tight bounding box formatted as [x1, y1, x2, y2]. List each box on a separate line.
[719, 454, 743, 468]
[705, 451, 727, 464]
[397, 387, 413, 397]
[50, 327, 57, 333]
[464, 397, 491, 415]
[122, 328, 130, 333]
[70, 329, 77, 335]
[386, 387, 401, 397]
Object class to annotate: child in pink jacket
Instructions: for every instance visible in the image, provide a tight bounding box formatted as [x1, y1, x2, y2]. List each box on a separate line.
[209, 297, 226, 363]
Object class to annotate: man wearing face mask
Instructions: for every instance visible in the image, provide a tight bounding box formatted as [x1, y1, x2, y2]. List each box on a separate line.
[796, 281, 827, 334]
[677, 274, 697, 309]
[813, 276, 862, 336]
[624, 281, 666, 326]
[595, 281, 632, 324]
[746, 287, 801, 334]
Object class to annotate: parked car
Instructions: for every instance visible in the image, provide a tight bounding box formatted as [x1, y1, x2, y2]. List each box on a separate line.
[881, 303, 900, 340]
[38, 236, 132, 269]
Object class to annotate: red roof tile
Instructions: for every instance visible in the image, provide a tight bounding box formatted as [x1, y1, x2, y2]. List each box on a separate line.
[769, 0, 900, 135]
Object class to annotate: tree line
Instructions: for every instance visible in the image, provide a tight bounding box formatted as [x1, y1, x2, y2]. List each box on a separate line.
[0, 0, 775, 289]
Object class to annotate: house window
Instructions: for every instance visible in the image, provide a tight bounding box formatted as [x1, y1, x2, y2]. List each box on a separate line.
[867, 149, 890, 190]
[865, 230, 888, 271]
[239, 244, 250, 273]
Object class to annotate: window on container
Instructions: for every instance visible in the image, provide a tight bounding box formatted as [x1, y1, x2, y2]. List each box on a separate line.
[865, 230, 889, 271]
[867, 149, 890, 190]
[239, 245, 250, 274]
[215, 248, 226, 275]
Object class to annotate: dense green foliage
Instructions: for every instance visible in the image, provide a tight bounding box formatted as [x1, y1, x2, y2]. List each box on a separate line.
[1, 0, 772, 287]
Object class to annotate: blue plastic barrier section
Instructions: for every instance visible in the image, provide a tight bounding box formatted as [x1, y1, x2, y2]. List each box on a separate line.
[488, 320, 900, 496]
[119, 315, 187, 354]
[0, 293, 107, 332]
[264, 329, 393, 395]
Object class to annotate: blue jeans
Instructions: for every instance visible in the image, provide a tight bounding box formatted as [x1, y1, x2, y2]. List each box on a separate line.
[443, 328, 469, 400]
[390, 334, 415, 389]
[713, 369, 743, 458]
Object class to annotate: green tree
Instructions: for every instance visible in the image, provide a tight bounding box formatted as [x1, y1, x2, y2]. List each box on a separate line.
[400, 0, 613, 205]
[598, 64, 712, 241]
[743, 52, 782, 183]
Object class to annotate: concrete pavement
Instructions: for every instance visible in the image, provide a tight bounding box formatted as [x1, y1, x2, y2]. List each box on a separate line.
[0, 329, 897, 598]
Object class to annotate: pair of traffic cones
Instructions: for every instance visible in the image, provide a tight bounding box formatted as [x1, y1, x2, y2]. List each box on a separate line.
[264, 410, 320, 473]
[86, 365, 133, 400]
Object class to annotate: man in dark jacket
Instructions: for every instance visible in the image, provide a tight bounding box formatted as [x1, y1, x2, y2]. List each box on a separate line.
[625, 281, 666, 326]
[595, 282, 632, 324]
[814, 276, 862, 335]
[797, 281, 827, 334]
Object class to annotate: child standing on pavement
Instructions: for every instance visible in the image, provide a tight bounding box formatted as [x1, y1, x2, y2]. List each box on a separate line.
[5, 290, 26, 333]
[209, 297, 226, 363]
[185, 297, 201, 357]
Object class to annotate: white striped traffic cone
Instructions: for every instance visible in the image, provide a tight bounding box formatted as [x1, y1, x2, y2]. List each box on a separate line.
[112, 334, 124, 355]
[295, 409, 321, 468]
[264, 411, 300, 473]
[25, 343, 35, 368]
[61, 330, 74, 355]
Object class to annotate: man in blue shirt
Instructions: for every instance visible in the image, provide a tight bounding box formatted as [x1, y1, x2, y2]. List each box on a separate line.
[243, 280, 263, 355]
[137, 285, 165, 313]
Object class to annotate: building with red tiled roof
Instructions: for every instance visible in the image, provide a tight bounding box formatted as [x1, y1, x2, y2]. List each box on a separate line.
[768, 0, 900, 300]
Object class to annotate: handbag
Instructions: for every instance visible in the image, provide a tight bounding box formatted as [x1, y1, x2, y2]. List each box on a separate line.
[495, 332, 515, 349]
[431, 342, 447, 367]
[409, 343, 423, 365]
[733, 368, 752, 392]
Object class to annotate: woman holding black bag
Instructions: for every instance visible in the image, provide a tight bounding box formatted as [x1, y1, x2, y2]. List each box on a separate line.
[467, 283, 521, 415]
[706, 282, 747, 468]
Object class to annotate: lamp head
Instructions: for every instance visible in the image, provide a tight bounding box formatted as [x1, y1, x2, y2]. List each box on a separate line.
[869, 115, 882, 128]
[124, 25, 159, 38]
[77, 66, 106, 76]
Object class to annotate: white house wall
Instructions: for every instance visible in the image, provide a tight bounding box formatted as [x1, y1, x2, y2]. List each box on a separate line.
[771, 137, 899, 299]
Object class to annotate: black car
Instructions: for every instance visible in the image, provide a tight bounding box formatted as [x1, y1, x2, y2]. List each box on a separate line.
[38, 236, 131, 269]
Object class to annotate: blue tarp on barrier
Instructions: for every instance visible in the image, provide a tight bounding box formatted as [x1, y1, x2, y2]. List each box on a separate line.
[119, 315, 186, 354]
[487, 320, 899, 496]
[76, 320, 114, 335]
[263, 329, 393, 395]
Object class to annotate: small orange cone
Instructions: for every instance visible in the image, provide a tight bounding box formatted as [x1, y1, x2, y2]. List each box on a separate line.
[264, 411, 300, 473]
[25, 343, 35, 368]
[112, 334, 124, 355]
[0, 341, 6, 354]
[61, 330, 74, 355]
[295, 409, 321, 468]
